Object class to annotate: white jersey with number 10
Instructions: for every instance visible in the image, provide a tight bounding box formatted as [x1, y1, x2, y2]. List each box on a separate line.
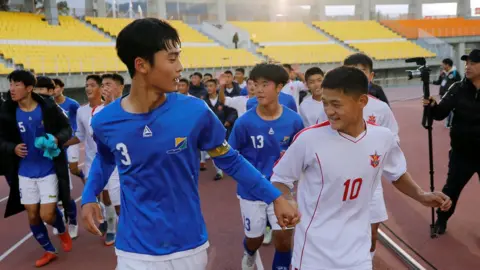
[271, 121, 407, 270]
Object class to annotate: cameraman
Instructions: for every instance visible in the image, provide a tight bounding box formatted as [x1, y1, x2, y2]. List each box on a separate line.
[432, 58, 462, 127]
[423, 49, 480, 235]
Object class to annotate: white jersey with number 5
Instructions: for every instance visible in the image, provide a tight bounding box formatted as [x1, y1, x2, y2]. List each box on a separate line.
[271, 121, 407, 270]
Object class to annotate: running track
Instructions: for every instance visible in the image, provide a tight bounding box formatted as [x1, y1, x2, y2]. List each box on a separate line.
[0, 85, 479, 269]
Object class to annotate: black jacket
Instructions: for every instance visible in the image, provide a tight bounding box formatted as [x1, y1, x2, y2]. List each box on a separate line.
[369, 83, 389, 106]
[204, 95, 237, 138]
[0, 93, 72, 219]
[189, 83, 208, 99]
[433, 67, 462, 96]
[431, 78, 480, 156]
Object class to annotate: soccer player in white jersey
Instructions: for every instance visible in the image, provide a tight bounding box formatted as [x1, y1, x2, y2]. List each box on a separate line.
[299, 67, 324, 127]
[218, 77, 255, 117]
[281, 64, 307, 108]
[81, 18, 299, 270]
[271, 66, 451, 270]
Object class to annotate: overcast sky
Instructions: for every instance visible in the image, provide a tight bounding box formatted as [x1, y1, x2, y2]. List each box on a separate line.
[65, 0, 480, 16]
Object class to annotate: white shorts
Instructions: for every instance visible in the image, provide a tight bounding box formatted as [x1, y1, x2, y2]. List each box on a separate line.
[66, 144, 80, 163]
[19, 174, 58, 205]
[370, 181, 388, 224]
[239, 197, 289, 238]
[116, 250, 208, 270]
[104, 168, 121, 206]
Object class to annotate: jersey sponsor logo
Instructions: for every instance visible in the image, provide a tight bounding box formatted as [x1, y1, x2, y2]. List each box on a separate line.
[143, 125, 152, 137]
[280, 136, 290, 145]
[370, 151, 381, 168]
[166, 137, 188, 154]
[367, 114, 376, 125]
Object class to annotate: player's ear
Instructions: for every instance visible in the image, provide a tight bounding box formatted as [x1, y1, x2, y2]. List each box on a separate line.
[358, 94, 368, 108]
[369, 72, 375, 82]
[134, 57, 149, 75]
[276, 83, 284, 93]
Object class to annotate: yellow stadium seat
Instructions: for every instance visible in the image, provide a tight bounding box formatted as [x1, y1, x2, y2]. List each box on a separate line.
[0, 64, 13, 75]
[230, 21, 329, 43]
[313, 21, 403, 41]
[0, 45, 261, 74]
[258, 44, 353, 64]
[85, 17, 213, 43]
[350, 41, 436, 61]
[0, 12, 110, 42]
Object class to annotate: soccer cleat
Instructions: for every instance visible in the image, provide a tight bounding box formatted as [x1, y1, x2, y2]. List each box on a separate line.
[105, 232, 116, 246]
[434, 219, 447, 235]
[69, 224, 78, 239]
[200, 162, 207, 171]
[58, 231, 72, 252]
[241, 251, 256, 270]
[214, 171, 223, 181]
[263, 226, 272, 245]
[35, 251, 57, 267]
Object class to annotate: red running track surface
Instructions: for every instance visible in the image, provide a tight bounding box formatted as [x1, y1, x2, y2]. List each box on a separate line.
[0, 96, 478, 269]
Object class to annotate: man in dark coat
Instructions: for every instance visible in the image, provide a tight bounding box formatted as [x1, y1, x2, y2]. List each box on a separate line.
[0, 70, 73, 267]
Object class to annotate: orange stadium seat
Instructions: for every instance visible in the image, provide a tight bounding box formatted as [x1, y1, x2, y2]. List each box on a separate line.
[381, 18, 480, 39]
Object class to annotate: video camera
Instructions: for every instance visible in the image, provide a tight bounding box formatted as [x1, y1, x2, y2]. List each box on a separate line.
[405, 57, 431, 80]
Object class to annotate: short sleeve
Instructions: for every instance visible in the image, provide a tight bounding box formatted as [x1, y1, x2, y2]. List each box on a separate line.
[382, 137, 407, 182]
[378, 106, 400, 142]
[198, 105, 227, 151]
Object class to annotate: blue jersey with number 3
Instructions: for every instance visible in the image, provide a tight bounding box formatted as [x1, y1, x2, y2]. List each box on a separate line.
[16, 105, 55, 178]
[228, 106, 304, 201]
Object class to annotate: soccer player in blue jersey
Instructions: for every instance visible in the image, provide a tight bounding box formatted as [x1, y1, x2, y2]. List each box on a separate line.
[52, 78, 80, 238]
[229, 63, 304, 270]
[246, 90, 297, 112]
[81, 18, 300, 269]
[0, 70, 73, 267]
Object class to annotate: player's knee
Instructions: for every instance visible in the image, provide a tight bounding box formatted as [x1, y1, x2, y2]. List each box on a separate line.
[26, 210, 42, 225]
[102, 191, 112, 206]
[69, 163, 80, 175]
[245, 236, 263, 251]
[40, 210, 56, 224]
[273, 230, 293, 252]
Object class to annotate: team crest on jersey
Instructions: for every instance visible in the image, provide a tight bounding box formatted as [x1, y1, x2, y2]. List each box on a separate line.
[367, 114, 376, 125]
[280, 136, 290, 145]
[370, 151, 381, 168]
[166, 137, 188, 154]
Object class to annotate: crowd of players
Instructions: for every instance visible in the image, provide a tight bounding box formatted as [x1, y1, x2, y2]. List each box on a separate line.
[0, 18, 453, 270]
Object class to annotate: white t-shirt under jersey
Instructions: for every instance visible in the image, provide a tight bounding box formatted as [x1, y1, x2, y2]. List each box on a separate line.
[271, 122, 407, 270]
[75, 104, 99, 175]
[224, 96, 249, 117]
[299, 96, 323, 127]
[281, 80, 306, 109]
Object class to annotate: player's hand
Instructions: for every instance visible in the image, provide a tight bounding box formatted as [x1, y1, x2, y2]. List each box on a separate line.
[218, 74, 227, 87]
[418, 191, 452, 211]
[14, 143, 27, 158]
[273, 196, 301, 229]
[81, 202, 104, 236]
[422, 97, 436, 106]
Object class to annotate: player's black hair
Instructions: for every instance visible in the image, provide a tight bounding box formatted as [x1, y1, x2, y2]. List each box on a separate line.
[205, 79, 218, 85]
[321, 66, 368, 96]
[224, 70, 233, 75]
[86, 74, 102, 86]
[235, 68, 245, 75]
[190, 72, 202, 79]
[7, 70, 36, 87]
[116, 18, 181, 78]
[203, 73, 212, 78]
[282, 64, 293, 71]
[305, 67, 324, 81]
[36, 76, 55, 90]
[343, 53, 374, 72]
[442, 58, 453, 67]
[53, 78, 65, 88]
[249, 63, 289, 87]
[179, 78, 189, 84]
[101, 73, 125, 85]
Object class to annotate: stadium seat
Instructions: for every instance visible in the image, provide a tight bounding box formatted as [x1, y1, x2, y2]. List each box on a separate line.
[0, 12, 110, 42]
[230, 21, 329, 43]
[258, 44, 353, 64]
[312, 21, 402, 40]
[85, 17, 213, 43]
[0, 45, 260, 74]
[381, 18, 480, 39]
[349, 41, 436, 60]
[0, 64, 13, 75]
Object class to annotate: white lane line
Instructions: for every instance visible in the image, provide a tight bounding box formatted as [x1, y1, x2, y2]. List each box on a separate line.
[0, 162, 84, 204]
[0, 196, 82, 262]
[255, 250, 264, 270]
